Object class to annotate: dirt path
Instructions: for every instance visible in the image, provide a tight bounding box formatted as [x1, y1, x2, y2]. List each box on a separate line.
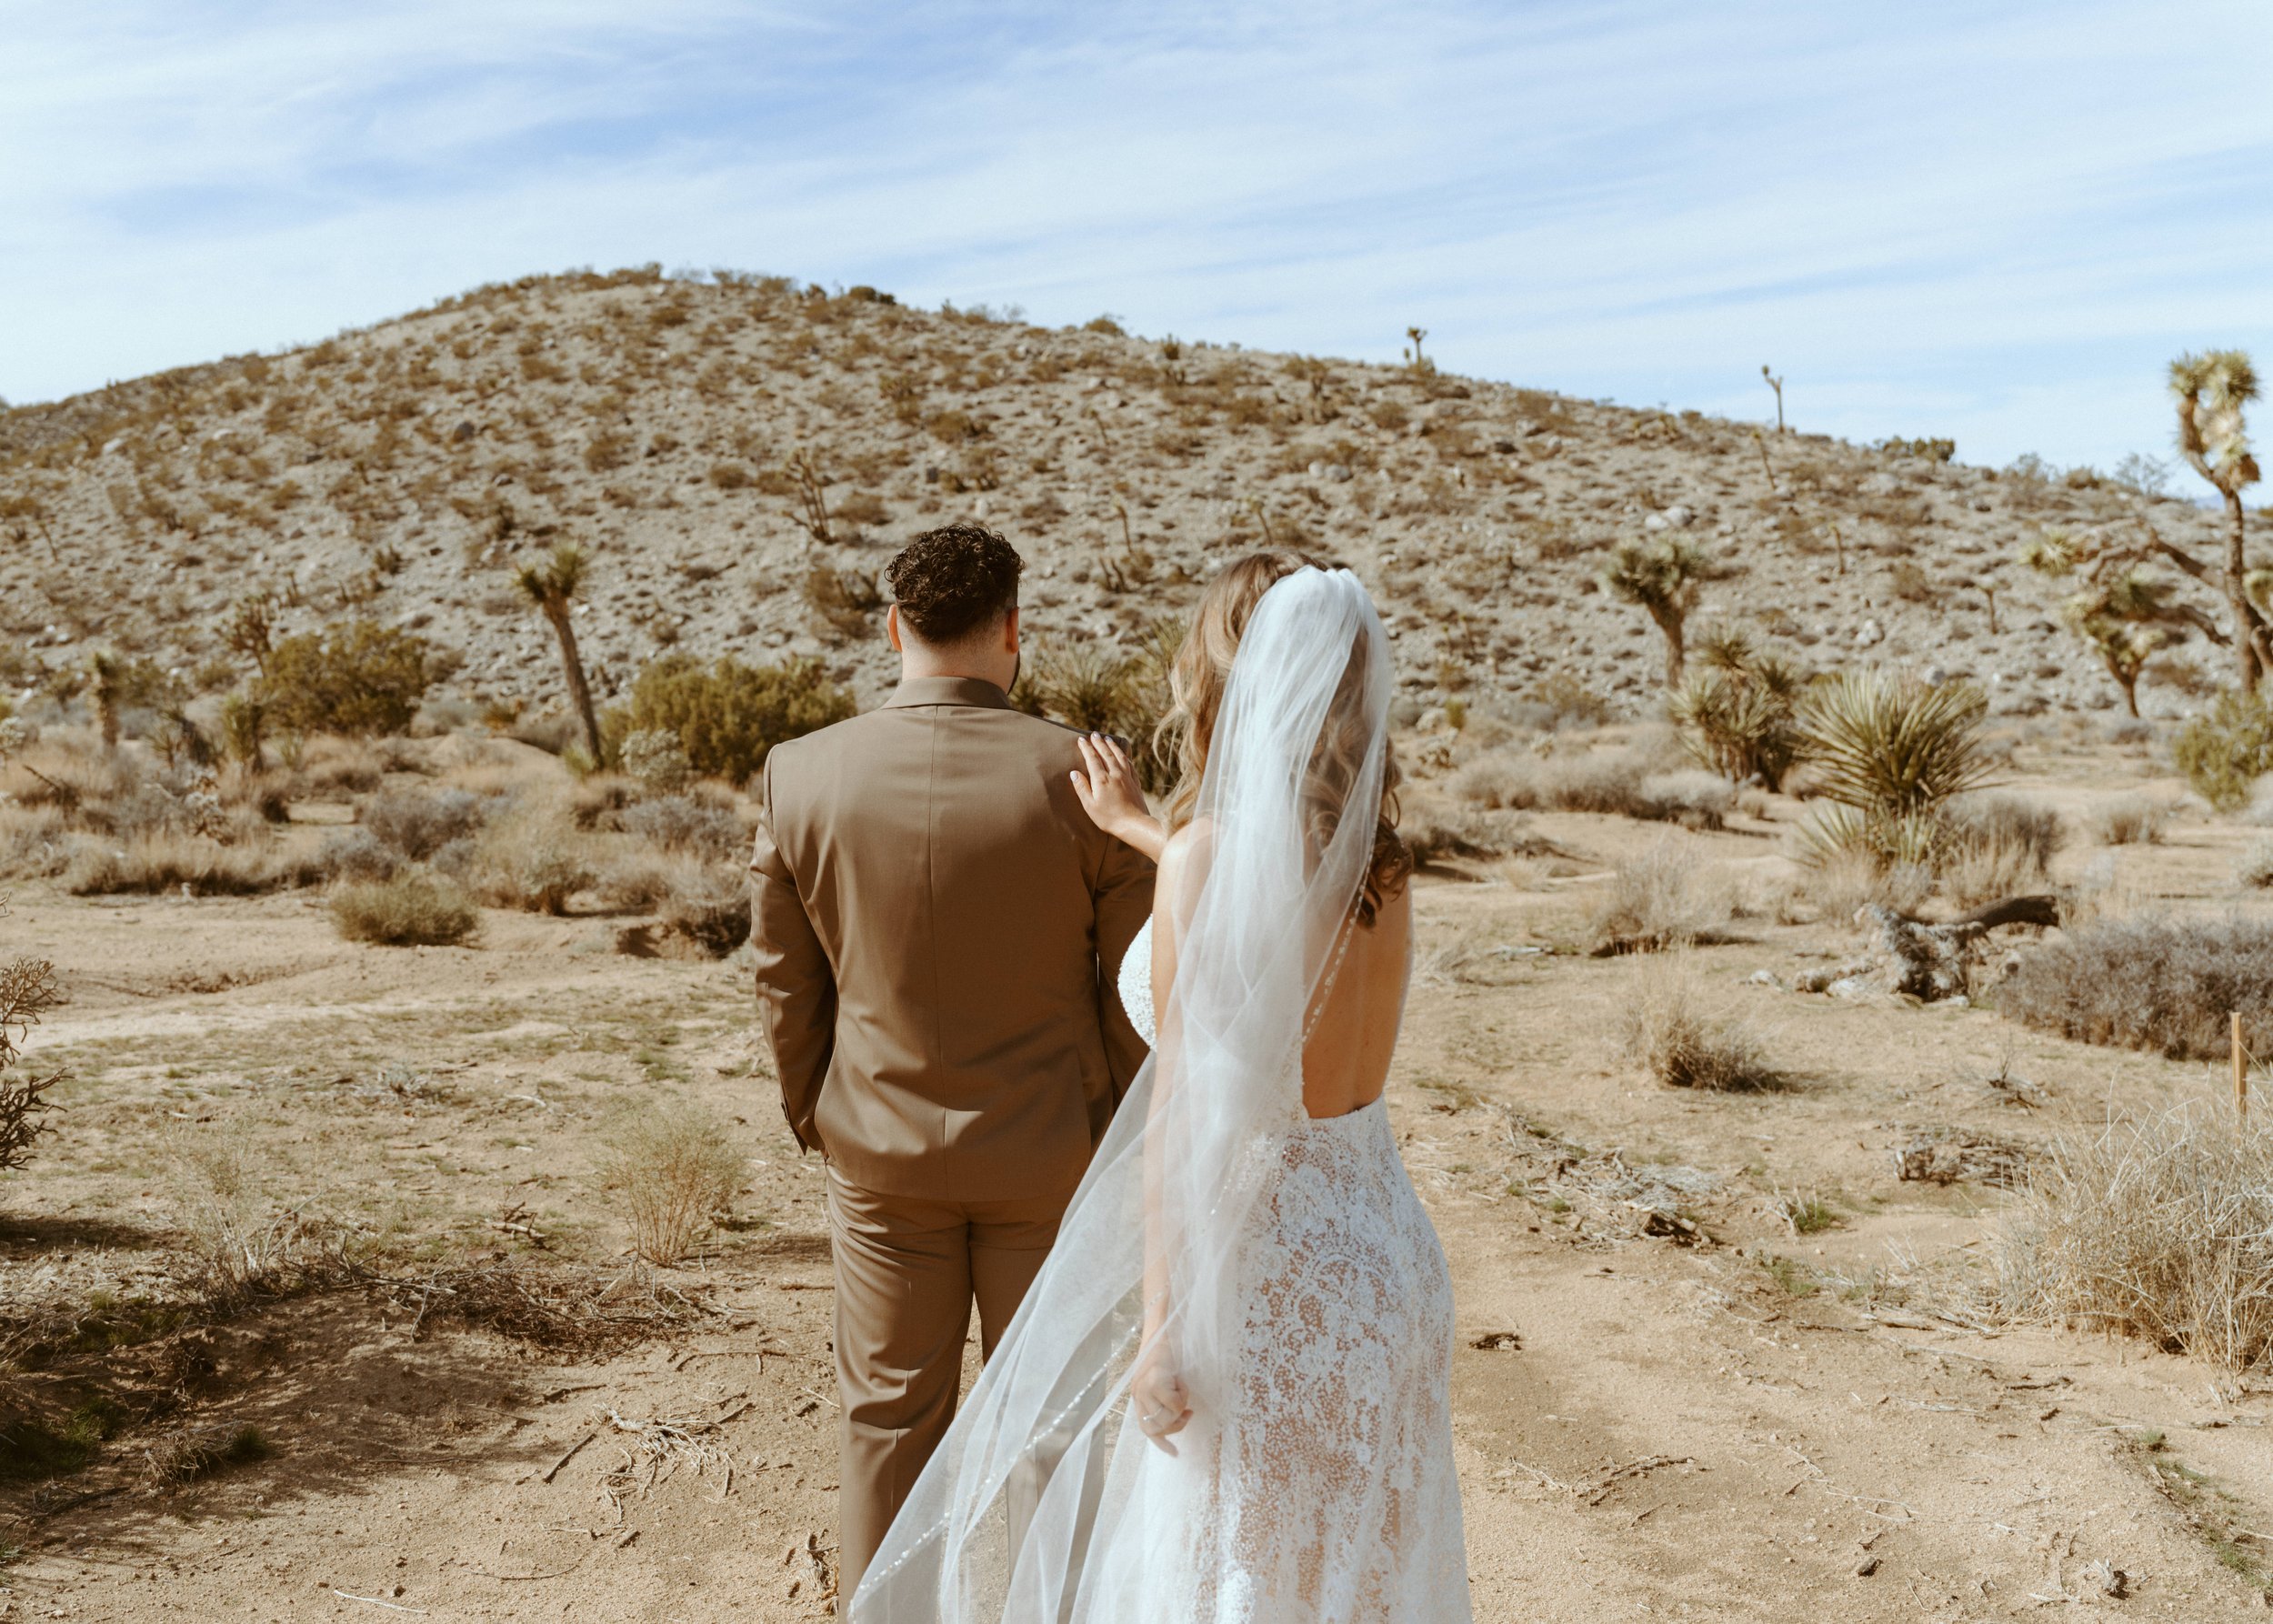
[5, 863, 2270, 1621]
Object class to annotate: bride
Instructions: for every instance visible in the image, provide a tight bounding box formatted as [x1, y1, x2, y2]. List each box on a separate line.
[850, 553, 1472, 1623]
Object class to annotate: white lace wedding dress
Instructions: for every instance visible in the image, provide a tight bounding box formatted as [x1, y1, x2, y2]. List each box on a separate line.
[1115, 921, 1472, 1623]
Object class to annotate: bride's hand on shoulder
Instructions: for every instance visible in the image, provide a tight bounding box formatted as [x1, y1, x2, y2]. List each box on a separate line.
[1070, 733, 1165, 862]
[1131, 1342, 1191, 1454]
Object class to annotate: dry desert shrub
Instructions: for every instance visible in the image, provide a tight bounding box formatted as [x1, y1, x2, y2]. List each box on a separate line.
[1585, 839, 1735, 953]
[2237, 837, 2273, 889]
[433, 800, 595, 914]
[621, 792, 745, 859]
[1452, 747, 1730, 827]
[2090, 795, 2169, 847]
[1617, 967, 1787, 1091]
[604, 1106, 749, 1265]
[291, 735, 386, 797]
[656, 865, 752, 957]
[1997, 1107, 2273, 1373]
[2, 948, 65, 1180]
[360, 787, 488, 859]
[167, 1137, 351, 1303]
[1938, 794, 2064, 907]
[2000, 914, 2273, 1059]
[1782, 848, 1931, 925]
[65, 831, 285, 897]
[330, 874, 479, 947]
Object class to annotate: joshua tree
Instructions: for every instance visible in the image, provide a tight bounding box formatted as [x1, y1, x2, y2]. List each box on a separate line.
[1761, 365, 1786, 433]
[2022, 528, 2224, 714]
[87, 651, 123, 748]
[2078, 612, 2181, 718]
[1603, 535, 1720, 685]
[1404, 326, 1428, 369]
[2169, 349, 2268, 689]
[515, 542, 606, 765]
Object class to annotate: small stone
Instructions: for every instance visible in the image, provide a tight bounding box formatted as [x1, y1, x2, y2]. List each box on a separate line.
[1854, 1556, 1880, 1577]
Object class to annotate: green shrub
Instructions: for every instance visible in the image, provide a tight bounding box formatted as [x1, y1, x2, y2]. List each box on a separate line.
[330, 875, 479, 947]
[616, 654, 854, 786]
[2174, 690, 2273, 811]
[256, 620, 434, 737]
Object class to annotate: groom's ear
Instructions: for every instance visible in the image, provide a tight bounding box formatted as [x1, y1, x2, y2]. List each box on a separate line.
[1003, 605, 1021, 652]
[886, 604, 905, 652]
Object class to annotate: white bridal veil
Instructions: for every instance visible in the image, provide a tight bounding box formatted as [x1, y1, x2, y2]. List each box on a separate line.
[852, 566, 1394, 1622]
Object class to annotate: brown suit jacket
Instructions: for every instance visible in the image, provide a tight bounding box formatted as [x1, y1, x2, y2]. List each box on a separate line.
[749, 676, 1156, 1200]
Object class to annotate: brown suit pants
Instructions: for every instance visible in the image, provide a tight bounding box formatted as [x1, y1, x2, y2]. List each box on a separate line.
[826, 1169, 1074, 1598]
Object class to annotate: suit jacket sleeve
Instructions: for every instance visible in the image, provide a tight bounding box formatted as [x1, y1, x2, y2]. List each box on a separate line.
[1093, 832, 1157, 1102]
[749, 753, 834, 1156]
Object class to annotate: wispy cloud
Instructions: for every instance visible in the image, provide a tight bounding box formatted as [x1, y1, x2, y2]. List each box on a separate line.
[3, 0, 2268, 468]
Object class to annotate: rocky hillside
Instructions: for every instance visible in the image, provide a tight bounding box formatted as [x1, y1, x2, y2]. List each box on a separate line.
[0, 266, 2240, 726]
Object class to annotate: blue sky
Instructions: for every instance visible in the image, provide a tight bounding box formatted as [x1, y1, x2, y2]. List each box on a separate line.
[4, 1, 2269, 472]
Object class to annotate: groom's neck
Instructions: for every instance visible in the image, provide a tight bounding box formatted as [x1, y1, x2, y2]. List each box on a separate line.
[891, 606, 1020, 692]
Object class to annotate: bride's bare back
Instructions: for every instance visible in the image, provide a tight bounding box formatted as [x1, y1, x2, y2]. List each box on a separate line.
[1298, 883, 1411, 1119]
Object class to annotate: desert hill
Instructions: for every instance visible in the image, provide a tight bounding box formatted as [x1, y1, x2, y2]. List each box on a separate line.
[0, 266, 2234, 723]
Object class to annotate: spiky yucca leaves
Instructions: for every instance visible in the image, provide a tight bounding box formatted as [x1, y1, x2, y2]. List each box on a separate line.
[1793, 671, 1991, 871]
[516, 542, 605, 767]
[1602, 535, 1720, 685]
[1669, 628, 1811, 788]
[2169, 349, 2268, 690]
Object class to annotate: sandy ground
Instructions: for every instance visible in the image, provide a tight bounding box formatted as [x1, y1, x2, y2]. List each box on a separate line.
[5, 769, 2271, 1621]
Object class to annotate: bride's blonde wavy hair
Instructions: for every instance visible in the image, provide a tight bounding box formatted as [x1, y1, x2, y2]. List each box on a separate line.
[1157, 550, 1412, 927]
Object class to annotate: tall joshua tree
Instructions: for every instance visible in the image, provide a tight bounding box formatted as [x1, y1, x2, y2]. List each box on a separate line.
[2169, 349, 2268, 690]
[515, 542, 605, 766]
[88, 651, 123, 748]
[1604, 535, 1719, 685]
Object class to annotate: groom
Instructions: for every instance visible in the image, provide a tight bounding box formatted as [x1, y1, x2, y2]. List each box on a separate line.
[748, 524, 1156, 1595]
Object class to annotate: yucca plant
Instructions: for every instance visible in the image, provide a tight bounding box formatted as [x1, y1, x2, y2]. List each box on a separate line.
[1794, 670, 1991, 869]
[2169, 349, 2268, 690]
[1603, 536, 1720, 685]
[1668, 629, 1811, 788]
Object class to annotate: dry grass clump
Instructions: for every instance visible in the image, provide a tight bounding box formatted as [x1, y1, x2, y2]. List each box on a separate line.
[1453, 747, 1730, 828]
[2000, 914, 2273, 1059]
[603, 1106, 749, 1265]
[330, 874, 480, 947]
[1617, 968, 1787, 1091]
[1781, 848, 1931, 925]
[1997, 1107, 2273, 1373]
[1584, 840, 1735, 953]
[142, 1420, 273, 1487]
[65, 831, 285, 897]
[2090, 795, 2169, 847]
[167, 1137, 353, 1303]
[2234, 837, 2273, 889]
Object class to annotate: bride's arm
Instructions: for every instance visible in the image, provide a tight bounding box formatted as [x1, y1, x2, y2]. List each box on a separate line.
[1133, 820, 1208, 1451]
[1070, 734, 1165, 863]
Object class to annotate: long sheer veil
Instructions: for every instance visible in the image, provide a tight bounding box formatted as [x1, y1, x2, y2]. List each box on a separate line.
[852, 566, 1394, 1622]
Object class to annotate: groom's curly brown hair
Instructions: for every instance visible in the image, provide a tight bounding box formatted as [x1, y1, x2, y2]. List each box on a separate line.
[886, 525, 1024, 644]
